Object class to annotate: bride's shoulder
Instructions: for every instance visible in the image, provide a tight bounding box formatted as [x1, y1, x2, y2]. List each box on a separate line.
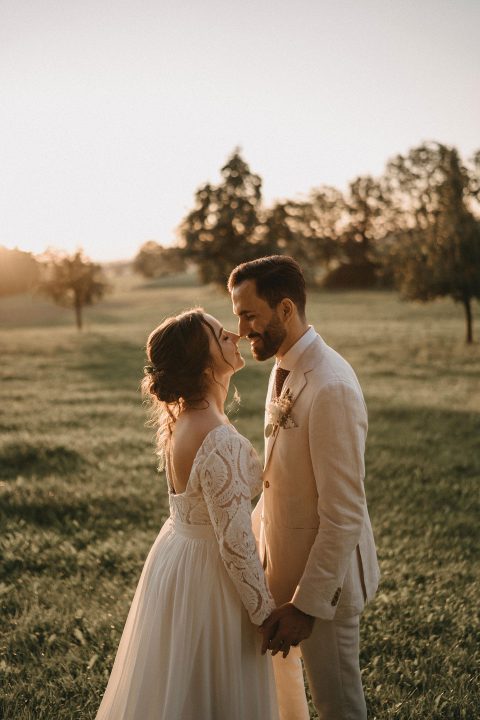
[210, 428, 261, 474]
[198, 423, 256, 459]
[175, 409, 223, 441]
[199, 426, 262, 489]
[200, 423, 239, 452]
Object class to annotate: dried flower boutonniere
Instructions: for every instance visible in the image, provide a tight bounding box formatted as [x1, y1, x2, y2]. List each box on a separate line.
[265, 389, 297, 437]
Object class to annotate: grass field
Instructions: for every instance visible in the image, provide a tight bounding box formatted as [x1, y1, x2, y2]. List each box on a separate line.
[1, 276, 479, 719]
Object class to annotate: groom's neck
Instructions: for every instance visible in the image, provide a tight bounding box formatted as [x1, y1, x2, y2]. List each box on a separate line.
[276, 318, 309, 360]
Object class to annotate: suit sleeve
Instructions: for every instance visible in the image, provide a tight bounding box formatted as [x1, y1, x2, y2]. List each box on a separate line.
[291, 381, 368, 619]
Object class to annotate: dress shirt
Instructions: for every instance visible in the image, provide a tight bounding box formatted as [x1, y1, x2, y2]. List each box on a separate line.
[277, 325, 317, 372]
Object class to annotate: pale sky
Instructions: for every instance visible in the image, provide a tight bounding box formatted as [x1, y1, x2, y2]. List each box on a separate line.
[1, 0, 479, 262]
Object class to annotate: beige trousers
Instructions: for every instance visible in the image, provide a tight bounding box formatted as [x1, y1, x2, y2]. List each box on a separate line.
[272, 615, 367, 720]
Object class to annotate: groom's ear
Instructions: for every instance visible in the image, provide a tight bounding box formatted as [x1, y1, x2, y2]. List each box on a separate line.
[279, 298, 295, 323]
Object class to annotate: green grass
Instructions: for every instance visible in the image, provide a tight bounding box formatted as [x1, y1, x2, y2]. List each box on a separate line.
[1, 278, 479, 719]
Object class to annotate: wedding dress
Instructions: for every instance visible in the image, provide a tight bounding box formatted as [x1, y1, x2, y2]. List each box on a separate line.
[95, 424, 279, 720]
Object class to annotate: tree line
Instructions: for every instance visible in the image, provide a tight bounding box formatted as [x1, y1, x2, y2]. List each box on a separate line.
[172, 141, 479, 343]
[1, 141, 479, 341]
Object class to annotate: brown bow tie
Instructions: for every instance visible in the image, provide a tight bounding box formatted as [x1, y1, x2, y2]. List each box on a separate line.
[274, 367, 290, 398]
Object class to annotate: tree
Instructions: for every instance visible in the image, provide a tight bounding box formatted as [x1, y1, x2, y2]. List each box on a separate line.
[324, 176, 388, 288]
[0, 246, 39, 296]
[307, 186, 346, 271]
[258, 201, 295, 256]
[383, 142, 480, 343]
[133, 241, 186, 279]
[261, 188, 343, 284]
[38, 249, 110, 330]
[179, 150, 267, 286]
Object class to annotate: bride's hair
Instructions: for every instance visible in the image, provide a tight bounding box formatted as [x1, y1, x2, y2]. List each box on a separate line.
[141, 308, 234, 468]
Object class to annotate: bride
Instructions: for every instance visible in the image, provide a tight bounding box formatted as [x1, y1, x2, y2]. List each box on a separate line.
[95, 308, 279, 720]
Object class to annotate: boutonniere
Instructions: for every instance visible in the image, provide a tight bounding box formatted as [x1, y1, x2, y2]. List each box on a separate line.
[265, 389, 297, 438]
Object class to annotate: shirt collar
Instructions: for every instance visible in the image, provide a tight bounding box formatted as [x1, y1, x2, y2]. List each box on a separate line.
[277, 326, 316, 372]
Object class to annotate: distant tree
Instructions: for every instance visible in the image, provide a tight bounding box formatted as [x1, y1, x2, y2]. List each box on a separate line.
[261, 188, 343, 283]
[133, 241, 186, 279]
[0, 246, 40, 296]
[324, 176, 388, 288]
[471, 150, 480, 197]
[38, 249, 110, 330]
[307, 186, 346, 271]
[179, 150, 268, 286]
[260, 201, 308, 273]
[257, 202, 293, 254]
[384, 142, 480, 343]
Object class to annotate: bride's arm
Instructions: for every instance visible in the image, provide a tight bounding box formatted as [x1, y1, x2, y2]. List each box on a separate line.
[200, 435, 275, 626]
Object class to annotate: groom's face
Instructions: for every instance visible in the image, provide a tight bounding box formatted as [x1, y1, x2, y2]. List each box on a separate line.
[231, 280, 286, 361]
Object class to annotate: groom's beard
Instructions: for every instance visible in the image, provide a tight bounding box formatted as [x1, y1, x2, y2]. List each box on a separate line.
[248, 312, 286, 361]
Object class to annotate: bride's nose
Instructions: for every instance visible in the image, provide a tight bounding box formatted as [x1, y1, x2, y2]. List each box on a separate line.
[228, 331, 241, 345]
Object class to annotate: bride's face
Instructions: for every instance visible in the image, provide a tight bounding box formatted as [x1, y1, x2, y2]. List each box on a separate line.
[203, 314, 245, 375]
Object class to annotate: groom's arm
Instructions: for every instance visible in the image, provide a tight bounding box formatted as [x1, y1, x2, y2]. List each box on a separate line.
[291, 380, 368, 618]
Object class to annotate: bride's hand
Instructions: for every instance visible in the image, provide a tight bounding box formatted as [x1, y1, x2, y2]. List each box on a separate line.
[259, 603, 315, 658]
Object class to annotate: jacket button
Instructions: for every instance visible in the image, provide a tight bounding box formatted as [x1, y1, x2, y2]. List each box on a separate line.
[264, 480, 270, 488]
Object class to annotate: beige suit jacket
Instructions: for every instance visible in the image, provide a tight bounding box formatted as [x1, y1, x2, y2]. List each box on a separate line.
[253, 333, 380, 621]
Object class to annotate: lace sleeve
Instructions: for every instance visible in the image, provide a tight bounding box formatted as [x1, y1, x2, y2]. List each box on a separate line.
[199, 433, 275, 625]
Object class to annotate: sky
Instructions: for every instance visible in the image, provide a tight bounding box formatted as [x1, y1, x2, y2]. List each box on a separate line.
[1, 0, 479, 262]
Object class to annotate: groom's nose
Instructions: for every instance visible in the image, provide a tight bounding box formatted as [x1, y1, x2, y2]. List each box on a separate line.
[238, 316, 249, 337]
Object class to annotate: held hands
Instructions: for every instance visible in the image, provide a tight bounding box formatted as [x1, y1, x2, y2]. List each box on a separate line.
[259, 602, 315, 658]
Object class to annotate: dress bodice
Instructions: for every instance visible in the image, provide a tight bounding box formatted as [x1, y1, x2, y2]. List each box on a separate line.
[166, 424, 263, 524]
[165, 424, 273, 625]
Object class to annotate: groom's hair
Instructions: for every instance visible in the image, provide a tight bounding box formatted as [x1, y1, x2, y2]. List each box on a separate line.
[227, 255, 306, 317]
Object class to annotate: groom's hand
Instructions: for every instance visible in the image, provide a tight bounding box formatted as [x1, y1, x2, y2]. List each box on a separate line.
[259, 603, 315, 658]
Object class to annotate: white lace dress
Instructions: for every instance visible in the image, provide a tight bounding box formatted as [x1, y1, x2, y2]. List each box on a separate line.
[95, 424, 279, 720]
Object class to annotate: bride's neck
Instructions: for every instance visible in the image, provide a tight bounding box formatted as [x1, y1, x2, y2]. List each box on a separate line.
[203, 377, 229, 415]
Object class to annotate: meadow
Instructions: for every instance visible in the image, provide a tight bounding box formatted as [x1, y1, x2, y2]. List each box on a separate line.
[1, 275, 479, 719]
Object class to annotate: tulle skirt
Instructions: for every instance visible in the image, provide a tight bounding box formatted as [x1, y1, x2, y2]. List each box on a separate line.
[95, 518, 279, 720]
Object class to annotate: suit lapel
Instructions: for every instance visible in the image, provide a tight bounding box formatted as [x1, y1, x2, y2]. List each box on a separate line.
[264, 368, 307, 467]
[264, 338, 323, 468]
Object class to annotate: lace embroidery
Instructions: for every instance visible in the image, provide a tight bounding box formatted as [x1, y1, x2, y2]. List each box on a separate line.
[167, 426, 274, 624]
[200, 432, 274, 625]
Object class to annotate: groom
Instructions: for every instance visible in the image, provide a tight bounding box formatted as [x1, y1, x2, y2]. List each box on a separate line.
[228, 255, 380, 720]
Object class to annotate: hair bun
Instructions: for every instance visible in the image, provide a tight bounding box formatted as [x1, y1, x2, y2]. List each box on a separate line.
[149, 369, 179, 404]
[142, 309, 213, 407]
